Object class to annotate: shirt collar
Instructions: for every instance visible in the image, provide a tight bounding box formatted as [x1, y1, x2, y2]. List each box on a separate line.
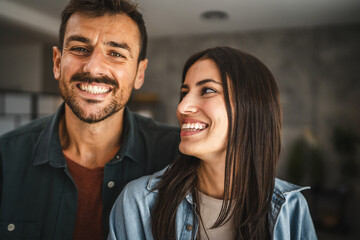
[33, 102, 66, 168]
[33, 104, 143, 167]
[146, 167, 195, 205]
[272, 178, 310, 205]
[107, 107, 142, 164]
[146, 167, 166, 192]
[146, 170, 309, 207]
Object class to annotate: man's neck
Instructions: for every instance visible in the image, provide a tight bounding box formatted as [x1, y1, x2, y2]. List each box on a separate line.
[59, 105, 125, 169]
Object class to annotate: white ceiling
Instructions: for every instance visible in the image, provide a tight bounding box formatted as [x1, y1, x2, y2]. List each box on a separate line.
[1, 0, 360, 43]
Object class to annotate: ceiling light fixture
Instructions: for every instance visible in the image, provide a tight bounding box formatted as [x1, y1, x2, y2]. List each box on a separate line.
[201, 10, 229, 20]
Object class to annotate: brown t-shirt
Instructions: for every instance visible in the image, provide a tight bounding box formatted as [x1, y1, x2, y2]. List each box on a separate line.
[66, 156, 105, 240]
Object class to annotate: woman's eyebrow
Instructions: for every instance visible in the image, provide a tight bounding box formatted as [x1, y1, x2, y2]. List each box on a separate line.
[196, 79, 222, 86]
[180, 84, 189, 89]
[181, 79, 222, 89]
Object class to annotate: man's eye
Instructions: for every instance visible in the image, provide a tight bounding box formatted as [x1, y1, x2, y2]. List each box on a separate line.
[71, 47, 88, 53]
[201, 87, 216, 95]
[110, 52, 125, 58]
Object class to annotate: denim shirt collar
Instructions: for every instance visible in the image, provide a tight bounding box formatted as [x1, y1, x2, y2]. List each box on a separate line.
[146, 167, 196, 206]
[145, 168, 308, 208]
[32, 103, 141, 167]
[146, 169, 162, 193]
[272, 178, 310, 204]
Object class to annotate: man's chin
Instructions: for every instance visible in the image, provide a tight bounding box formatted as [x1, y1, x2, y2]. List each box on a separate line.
[62, 94, 124, 124]
[70, 105, 123, 124]
[76, 116, 107, 124]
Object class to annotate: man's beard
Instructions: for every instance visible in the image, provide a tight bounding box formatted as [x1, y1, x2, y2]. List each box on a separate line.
[59, 72, 126, 124]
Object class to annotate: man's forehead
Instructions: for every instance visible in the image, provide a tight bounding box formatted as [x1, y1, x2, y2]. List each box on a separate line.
[64, 12, 141, 47]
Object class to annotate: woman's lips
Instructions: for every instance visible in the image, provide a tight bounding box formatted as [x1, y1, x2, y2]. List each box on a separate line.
[180, 121, 208, 137]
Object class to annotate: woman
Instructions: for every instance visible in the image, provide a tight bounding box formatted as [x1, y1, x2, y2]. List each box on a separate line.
[108, 47, 317, 239]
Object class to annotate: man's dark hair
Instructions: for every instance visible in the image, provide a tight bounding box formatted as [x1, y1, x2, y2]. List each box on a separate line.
[59, 0, 147, 62]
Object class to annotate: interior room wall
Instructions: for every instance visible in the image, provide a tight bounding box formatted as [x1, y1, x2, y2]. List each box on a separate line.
[141, 23, 360, 184]
[140, 24, 360, 238]
[0, 43, 43, 92]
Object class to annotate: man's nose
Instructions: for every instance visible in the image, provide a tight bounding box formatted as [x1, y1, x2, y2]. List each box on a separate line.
[82, 49, 108, 77]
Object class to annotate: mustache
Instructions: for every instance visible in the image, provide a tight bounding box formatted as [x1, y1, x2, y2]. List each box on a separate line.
[70, 72, 119, 89]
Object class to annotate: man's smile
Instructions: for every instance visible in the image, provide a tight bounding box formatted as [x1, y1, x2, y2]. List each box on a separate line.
[77, 83, 113, 95]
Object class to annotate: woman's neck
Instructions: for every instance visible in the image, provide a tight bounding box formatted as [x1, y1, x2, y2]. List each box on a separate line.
[197, 159, 227, 199]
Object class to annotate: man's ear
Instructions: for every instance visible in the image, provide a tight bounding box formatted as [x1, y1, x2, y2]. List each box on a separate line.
[134, 58, 148, 90]
[53, 46, 62, 80]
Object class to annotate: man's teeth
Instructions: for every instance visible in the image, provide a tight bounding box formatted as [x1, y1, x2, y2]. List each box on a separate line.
[182, 123, 207, 131]
[79, 84, 111, 94]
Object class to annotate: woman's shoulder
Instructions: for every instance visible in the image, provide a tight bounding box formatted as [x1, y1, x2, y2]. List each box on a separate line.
[121, 166, 168, 199]
[273, 178, 310, 202]
[272, 179, 317, 239]
[109, 168, 169, 239]
[272, 178, 312, 223]
[272, 179, 313, 222]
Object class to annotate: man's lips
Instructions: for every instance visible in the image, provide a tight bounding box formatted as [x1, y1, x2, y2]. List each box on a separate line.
[77, 82, 112, 95]
[70, 72, 119, 91]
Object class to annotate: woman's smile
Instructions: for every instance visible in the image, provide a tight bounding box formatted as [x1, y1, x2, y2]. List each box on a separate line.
[180, 118, 208, 136]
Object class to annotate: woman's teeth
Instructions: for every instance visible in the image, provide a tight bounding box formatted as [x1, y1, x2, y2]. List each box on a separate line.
[182, 123, 207, 131]
[79, 84, 111, 94]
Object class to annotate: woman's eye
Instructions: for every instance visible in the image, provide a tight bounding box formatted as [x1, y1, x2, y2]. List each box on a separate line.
[201, 87, 216, 95]
[180, 91, 188, 100]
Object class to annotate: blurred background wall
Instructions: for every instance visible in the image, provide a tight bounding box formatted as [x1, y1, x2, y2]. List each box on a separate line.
[0, 0, 359, 239]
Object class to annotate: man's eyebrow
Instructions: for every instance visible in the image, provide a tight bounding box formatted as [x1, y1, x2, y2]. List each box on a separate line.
[107, 41, 133, 59]
[65, 35, 90, 46]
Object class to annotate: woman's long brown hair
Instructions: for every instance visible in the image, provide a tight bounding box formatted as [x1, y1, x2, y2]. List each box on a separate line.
[151, 47, 282, 240]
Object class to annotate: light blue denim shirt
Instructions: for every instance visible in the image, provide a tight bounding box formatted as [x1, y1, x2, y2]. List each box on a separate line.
[108, 168, 317, 240]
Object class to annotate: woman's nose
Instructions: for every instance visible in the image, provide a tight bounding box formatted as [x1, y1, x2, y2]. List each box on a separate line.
[177, 93, 199, 115]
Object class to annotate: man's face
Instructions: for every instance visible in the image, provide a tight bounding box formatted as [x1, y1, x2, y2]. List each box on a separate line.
[53, 13, 147, 123]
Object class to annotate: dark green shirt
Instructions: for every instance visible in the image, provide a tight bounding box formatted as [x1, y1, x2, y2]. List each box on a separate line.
[0, 103, 180, 239]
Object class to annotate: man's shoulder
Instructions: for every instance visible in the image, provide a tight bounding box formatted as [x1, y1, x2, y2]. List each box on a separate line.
[130, 111, 179, 133]
[128, 110, 180, 148]
[0, 115, 52, 141]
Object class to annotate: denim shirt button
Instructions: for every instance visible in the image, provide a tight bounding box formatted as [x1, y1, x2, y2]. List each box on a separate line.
[186, 224, 193, 231]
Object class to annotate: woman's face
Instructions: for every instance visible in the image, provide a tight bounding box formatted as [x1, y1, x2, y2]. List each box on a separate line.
[177, 59, 228, 162]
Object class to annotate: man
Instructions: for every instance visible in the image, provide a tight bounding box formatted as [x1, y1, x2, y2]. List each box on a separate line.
[0, 0, 179, 239]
